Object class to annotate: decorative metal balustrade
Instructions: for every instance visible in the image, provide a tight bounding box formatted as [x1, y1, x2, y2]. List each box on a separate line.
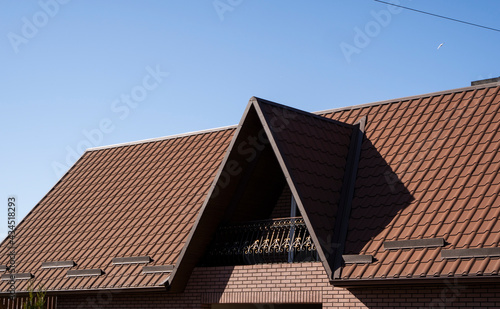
[201, 217, 319, 266]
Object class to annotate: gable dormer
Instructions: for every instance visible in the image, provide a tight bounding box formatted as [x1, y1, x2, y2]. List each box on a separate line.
[167, 97, 364, 292]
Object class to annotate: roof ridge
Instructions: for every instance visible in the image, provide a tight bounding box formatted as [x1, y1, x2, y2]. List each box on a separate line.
[87, 125, 237, 151]
[314, 83, 500, 115]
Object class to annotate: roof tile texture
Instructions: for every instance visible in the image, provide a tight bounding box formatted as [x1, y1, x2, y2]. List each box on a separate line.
[322, 85, 500, 281]
[1, 84, 499, 291]
[0, 128, 235, 291]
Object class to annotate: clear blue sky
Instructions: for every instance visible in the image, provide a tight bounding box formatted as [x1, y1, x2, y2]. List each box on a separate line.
[1, 0, 499, 239]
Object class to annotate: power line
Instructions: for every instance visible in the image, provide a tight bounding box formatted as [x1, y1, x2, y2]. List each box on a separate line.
[374, 0, 500, 33]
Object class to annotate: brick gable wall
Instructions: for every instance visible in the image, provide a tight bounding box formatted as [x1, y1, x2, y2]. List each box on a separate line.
[48, 262, 500, 308]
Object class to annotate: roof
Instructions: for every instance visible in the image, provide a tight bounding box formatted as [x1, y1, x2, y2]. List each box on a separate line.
[323, 83, 500, 284]
[0, 126, 235, 292]
[1, 81, 500, 293]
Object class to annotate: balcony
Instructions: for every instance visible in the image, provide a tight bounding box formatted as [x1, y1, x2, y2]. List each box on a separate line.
[201, 217, 319, 266]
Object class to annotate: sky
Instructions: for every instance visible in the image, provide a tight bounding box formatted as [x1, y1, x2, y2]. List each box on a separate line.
[0, 0, 499, 240]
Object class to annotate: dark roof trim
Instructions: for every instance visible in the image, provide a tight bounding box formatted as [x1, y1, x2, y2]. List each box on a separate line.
[384, 238, 445, 250]
[142, 265, 174, 274]
[41, 260, 76, 269]
[442, 247, 500, 259]
[1, 273, 33, 281]
[332, 116, 366, 279]
[315, 83, 500, 115]
[67, 269, 103, 277]
[342, 254, 373, 264]
[0, 265, 7, 272]
[112, 256, 152, 265]
[331, 275, 500, 287]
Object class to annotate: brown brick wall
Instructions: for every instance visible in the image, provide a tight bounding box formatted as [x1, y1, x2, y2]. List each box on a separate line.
[50, 262, 500, 308]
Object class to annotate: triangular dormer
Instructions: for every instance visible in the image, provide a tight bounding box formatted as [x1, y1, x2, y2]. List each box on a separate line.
[167, 97, 365, 292]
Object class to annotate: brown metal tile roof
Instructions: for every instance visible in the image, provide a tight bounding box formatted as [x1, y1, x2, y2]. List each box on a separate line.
[2, 82, 500, 293]
[0, 127, 235, 292]
[321, 84, 500, 283]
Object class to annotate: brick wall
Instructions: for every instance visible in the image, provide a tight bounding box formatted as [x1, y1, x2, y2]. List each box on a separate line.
[50, 262, 500, 308]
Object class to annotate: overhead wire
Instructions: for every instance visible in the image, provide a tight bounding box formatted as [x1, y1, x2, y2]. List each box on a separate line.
[374, 0, 500, 33]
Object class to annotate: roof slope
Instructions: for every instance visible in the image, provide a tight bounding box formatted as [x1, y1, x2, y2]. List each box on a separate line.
[0, 127, 235, 292]
[321, 84, 500, 283]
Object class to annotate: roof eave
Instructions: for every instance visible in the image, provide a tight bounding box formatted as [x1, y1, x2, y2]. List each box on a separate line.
[0, 286, 167, 297]
[330, 275, 500, 288]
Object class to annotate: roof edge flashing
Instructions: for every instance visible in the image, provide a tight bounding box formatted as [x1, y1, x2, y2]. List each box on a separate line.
[330, 275, 500, 287]
[332, 116, 366, 279]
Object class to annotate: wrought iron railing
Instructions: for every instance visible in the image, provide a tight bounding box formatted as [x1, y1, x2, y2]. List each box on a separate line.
[201, 217, 319, 266]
